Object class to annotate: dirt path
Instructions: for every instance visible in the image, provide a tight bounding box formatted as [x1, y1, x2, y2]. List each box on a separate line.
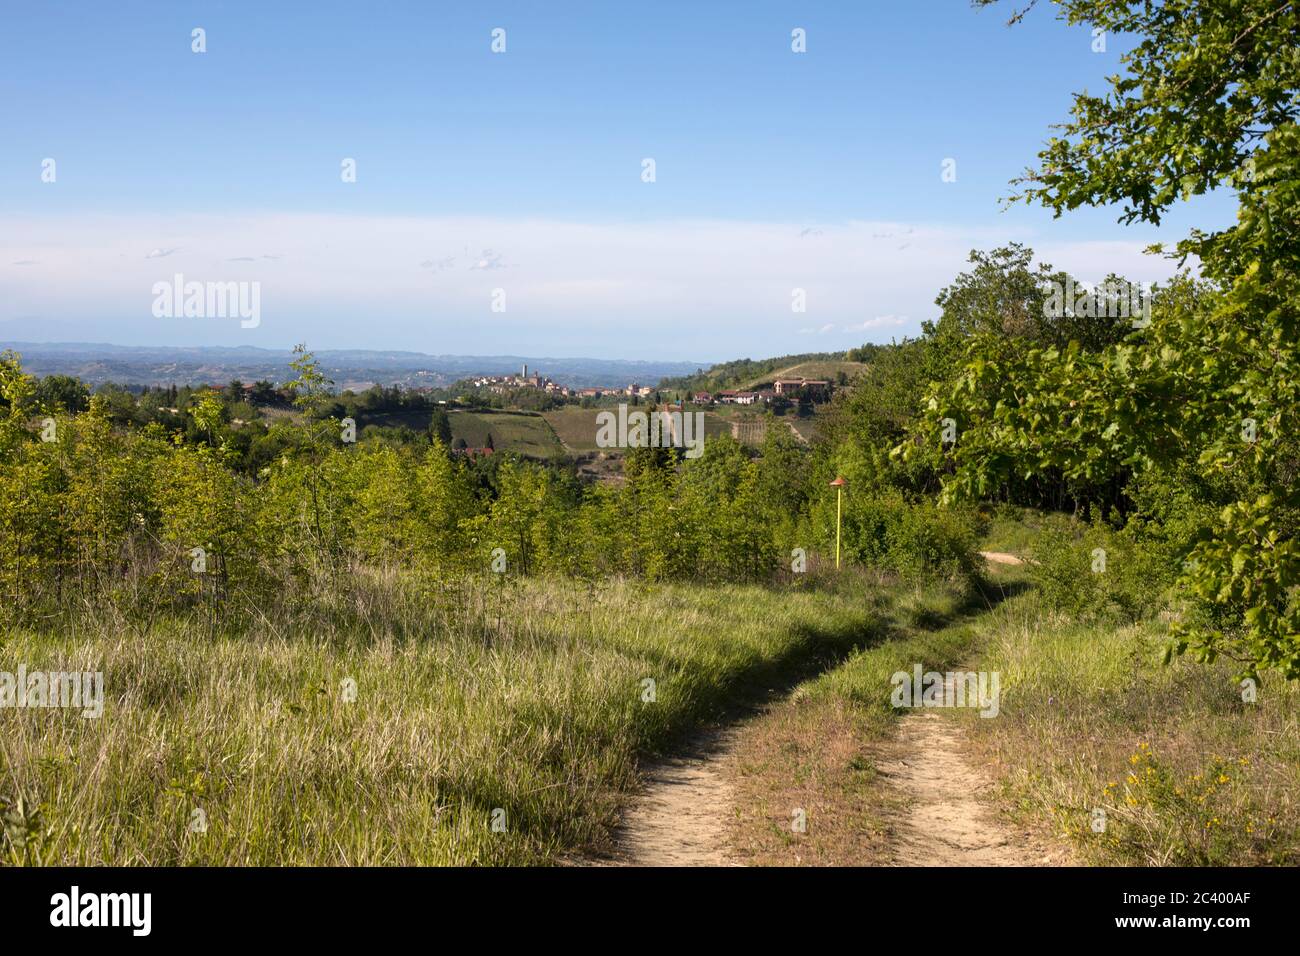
[866, 550, 1061, 866]
[607, 699, 1059, 867]
[877, 691, 1048, 866]
[608, 726, 741, 866]
[604, 553, 1060, 867]
[977, 550, 1023, 565]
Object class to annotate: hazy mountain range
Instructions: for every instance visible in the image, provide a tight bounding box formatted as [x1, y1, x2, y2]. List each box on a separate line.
[0, 342, 706, 391]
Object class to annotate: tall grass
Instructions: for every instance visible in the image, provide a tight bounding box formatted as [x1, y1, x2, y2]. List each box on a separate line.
[770, 559, 1299, 867]
[965, 578, 1300, 866]
[800, 583, 999, 735]
[0, 568, 885, 865]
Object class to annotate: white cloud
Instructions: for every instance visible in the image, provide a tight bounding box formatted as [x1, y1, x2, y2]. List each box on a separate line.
[0, 213, 1189, 358]
[844, 315, 908, 332]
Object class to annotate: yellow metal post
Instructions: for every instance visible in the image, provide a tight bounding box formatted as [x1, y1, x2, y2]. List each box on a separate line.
[829, 476, 846, 569]
[835, 485, 842, 568]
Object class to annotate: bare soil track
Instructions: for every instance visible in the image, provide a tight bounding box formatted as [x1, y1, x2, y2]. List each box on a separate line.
[602, 550, 1066, 866]
[877, 680, 1054, 866]
[605, 726, 741, 866]
[977, 551, 1024, 566]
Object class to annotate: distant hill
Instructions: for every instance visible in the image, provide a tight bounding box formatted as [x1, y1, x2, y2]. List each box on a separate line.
[733, 358, 870, 391]
[0, 342, 703, 391]
[658, 351, 871, 393]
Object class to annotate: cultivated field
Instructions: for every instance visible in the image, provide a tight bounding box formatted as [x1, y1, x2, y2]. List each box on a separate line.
[448, 410, 562, 457]
[542, 406, 733, 453]
[541, 406, 605, 452]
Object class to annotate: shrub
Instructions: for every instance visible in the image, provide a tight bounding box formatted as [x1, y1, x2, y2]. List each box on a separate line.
[1030, 516, 1173, 623]
[885, 501, 982, 587]
[840, 492, 901, 566]
[1073, 744, 1294, 866]
[840, 493, 981, 588]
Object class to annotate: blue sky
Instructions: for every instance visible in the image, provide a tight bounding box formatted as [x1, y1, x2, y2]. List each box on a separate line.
[1, 1, 1237, 361]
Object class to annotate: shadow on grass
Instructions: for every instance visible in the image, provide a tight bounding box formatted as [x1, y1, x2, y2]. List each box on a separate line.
[635, 576, 1030, 761]
[483, 575, 1031, 861]
[903, 577, 1031, 633]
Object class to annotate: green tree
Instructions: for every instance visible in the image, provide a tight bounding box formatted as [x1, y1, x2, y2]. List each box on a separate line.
[429, 407, 453, 446]
[34, 374, 90, 414]
[0, 351, 36, 457]
[955, 0, 1300, 678]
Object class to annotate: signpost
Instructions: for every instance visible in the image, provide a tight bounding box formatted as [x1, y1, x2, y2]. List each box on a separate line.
[829, 476, 846, 569]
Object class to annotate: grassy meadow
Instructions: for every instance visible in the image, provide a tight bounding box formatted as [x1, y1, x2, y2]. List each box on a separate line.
[0, 569, 885, 865]
[3, 520, 1295, 867]
[968, 580, 1300, 866]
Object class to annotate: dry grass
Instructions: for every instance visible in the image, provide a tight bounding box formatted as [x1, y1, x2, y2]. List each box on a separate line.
[725, 583, 995, 865]
[0, 570, 885, 865]
[725, 559, 1298, 867]
[728, 694, 901, 865]
[962, 580, 1300, 865]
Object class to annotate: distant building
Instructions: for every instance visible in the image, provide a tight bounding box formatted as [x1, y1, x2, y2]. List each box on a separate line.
[473, 367, 575, 396]
[773, 378, 832, 401]
[733, 391, 759, 405]
[691, 391, 713, 405]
